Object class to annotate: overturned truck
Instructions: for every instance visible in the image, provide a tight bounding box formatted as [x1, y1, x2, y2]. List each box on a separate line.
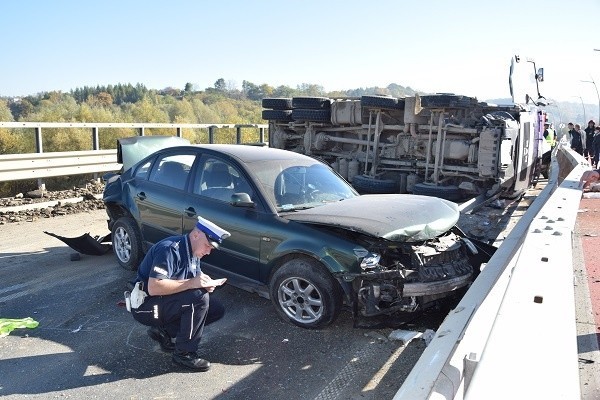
[263, 56, 547, 201]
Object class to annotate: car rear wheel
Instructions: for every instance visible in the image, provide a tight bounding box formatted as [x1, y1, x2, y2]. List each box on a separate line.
[270, 258, 342, 329]
[112, 217, 143, 271]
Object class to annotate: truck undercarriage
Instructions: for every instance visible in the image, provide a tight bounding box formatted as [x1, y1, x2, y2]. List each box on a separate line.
[264, 93, 541, 201]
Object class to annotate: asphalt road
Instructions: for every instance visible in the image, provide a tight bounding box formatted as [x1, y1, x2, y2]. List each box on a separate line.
[0, 209, 450, 400]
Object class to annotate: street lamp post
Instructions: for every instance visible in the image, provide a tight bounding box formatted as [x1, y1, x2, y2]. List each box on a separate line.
[573, 95, 586, 123]
[580, 78, 600, 125]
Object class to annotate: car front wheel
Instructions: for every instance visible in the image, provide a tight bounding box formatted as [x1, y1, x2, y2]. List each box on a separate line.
[112, 217, 143, 271]
[270, 258, 342, 329]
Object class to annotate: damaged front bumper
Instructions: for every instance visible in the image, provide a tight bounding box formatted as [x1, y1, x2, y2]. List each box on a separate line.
[344, 266, 474, 319]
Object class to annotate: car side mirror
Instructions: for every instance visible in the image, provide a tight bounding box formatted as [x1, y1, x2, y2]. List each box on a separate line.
[231, 193, 255, 208]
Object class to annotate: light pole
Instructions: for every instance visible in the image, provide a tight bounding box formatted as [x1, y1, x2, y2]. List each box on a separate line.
[573, 95, 586, 123]
[580, 78, 600, 124]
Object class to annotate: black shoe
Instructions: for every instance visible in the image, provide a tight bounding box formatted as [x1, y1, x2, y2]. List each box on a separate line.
[172, 351, 211, 372]
[147, 326, 175, 352]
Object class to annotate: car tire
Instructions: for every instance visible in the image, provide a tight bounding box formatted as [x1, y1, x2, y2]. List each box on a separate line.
[112, 217, 143, 271]
[352, 174, 398, 194]
[270, 257, 342, 329]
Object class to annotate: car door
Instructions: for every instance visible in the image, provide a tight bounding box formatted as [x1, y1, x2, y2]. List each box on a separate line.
[135, 151, 197, 245]
[181, 154, 263, 281]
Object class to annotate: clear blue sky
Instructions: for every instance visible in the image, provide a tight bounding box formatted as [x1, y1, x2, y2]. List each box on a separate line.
[1, 0, 599, 104]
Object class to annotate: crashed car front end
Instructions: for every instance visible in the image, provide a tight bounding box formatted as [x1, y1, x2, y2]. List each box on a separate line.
[344, 230, 477, 319]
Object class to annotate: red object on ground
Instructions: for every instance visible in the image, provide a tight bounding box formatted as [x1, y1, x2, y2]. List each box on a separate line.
[576, 198, 600, 346]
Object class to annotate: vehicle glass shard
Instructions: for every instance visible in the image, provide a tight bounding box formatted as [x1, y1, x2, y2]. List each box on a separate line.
[509, 55, 542, 106]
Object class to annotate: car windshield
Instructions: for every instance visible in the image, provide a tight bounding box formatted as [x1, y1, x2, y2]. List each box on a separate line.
[249, 158, 357, 211]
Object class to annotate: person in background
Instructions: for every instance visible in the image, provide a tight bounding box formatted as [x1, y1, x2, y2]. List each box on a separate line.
[569, 122, 584, 155]
[543, 122, 556, 148]
[584, 120, 596, 162]
[592, 126, 600, 169]
[129, 216, 230, 372]
[581, 168, 600, 189]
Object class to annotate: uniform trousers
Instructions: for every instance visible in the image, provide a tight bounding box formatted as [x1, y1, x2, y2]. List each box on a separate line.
[132, 288, 224, 353]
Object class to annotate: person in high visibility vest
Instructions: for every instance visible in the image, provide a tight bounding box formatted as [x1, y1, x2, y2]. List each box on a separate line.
[543, 123, 556, 148]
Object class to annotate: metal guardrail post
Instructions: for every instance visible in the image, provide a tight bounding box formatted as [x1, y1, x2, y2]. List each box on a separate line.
[34, 126, 45, 190]
[176, 127, 182, 137]
[209, 126, 215, 143]
[259, 127, 265, 143]
[35, 126, 43, 153]
[138, 127, 145, 136]
[92, 127, 99, 150]
[236, 126, 242, 144]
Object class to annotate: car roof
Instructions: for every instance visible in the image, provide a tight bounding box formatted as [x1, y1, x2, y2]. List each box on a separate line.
[188, 144, 316, 163]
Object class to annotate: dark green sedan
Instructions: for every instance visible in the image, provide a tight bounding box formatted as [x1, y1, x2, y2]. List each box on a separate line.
[103, 136, 492, 328]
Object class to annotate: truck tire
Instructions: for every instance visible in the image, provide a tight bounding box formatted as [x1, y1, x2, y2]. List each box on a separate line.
[361, 95, 404, 110]
[262, 109, 293, 122]
[352, 174, 398, 194]
[292, 108, 331, 123]
[419, 94, 477, 108]
[262, 98, 293, 110]
[412, 183, 463, 201]
[292, 97, 331, 110]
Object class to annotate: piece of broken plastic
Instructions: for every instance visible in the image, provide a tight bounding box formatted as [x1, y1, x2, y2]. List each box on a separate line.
[44, 231, 112, 255]
[0, 317, 39, 337]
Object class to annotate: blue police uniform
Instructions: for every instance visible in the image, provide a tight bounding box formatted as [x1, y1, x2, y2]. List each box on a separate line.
[131, 234, 224, 353]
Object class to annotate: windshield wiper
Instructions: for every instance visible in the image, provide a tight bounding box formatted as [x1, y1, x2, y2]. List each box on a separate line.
[278, 204, 315, 212]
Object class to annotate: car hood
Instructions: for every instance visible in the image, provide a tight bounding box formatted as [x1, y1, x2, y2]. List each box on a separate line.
[284, 194, 459, 242]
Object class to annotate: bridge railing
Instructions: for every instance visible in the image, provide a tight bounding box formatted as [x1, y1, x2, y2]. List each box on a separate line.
[394, 144, 588, 399]
[0, 122, 268, 185]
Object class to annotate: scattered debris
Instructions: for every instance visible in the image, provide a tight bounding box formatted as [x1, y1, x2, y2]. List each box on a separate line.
[44, 231, 112, 256]
[0, 180, 105, 224]
[388, 329, 422, 345]
[0, 317, 39, 337]
[421, 329, 436, 345]
[490, 199, 504, 209]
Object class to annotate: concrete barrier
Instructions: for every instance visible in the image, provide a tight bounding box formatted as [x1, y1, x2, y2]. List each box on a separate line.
[394, 144, 588, 399]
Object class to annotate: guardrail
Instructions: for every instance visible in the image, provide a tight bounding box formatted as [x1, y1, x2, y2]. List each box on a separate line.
[394, 144, 587, 399]
[0, 122, 268, 185]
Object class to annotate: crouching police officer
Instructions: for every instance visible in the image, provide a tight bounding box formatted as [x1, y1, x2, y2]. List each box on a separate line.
[128, 216, 230, 371]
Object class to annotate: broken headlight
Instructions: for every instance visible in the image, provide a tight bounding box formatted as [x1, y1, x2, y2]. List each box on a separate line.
[360, 253, 381, 270]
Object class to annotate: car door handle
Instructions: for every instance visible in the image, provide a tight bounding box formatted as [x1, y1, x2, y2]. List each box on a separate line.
[184, 207, 196, 217]
[137, 192, 146, 200]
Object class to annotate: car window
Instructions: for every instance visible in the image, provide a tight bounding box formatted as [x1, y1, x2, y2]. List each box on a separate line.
[133, 160, 152, 180]
[193, 157, 254, 202]
[148, 154, 195, 190]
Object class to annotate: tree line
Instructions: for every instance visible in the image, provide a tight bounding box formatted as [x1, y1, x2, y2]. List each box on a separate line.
[0, 79, 418, 194]
[0, 79, 418, 155]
